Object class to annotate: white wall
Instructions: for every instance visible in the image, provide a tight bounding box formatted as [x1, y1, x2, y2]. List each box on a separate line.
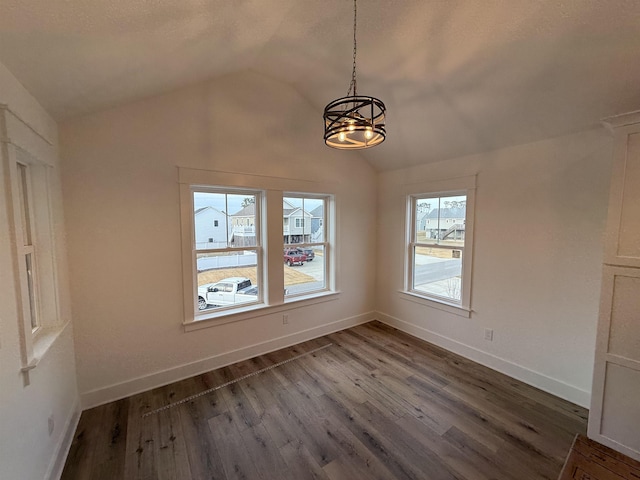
[0, 61, 79, 480]
[60, 71, 378, 407]
[377, 129, 613, 407]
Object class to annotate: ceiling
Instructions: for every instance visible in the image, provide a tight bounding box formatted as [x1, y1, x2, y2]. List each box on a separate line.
[1, 0, 639, 171]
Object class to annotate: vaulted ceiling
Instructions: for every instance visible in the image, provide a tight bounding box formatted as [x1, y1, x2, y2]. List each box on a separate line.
[1, 0, 639, 170]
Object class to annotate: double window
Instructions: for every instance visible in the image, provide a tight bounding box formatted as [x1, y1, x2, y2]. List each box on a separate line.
[180, 170, 334, 325]
[406, 177, 475, 315]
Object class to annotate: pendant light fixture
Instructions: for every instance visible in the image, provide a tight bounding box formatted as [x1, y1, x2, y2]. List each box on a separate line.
[323, 0, 386, 149]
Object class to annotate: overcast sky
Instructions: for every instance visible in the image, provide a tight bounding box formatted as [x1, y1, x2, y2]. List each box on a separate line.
[194, 192, 324, 216]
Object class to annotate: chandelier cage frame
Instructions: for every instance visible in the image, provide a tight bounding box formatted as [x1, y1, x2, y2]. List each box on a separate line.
[323, 96, 386, 149]
[322, 0, 387, 150]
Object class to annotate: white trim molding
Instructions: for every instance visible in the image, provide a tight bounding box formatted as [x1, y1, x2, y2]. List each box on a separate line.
[81, 311, 376, 409]
[403, 175, 476, 313]
[376, 311, 591, 408]
[46, 399, 81, 480]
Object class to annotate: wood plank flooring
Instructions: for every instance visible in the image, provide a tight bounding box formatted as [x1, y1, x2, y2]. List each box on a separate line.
[62, 321, 588, 480]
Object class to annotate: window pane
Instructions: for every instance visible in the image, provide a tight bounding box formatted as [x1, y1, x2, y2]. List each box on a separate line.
[196, 251, 259, 312]
[228, 193, 257, 247]
[17, 163, 32, 246]
[194, 192, 258, 249]
[415, 198, 434, 243]
[25, 253, 39, 329]
[194, 192, 229, 249]
[285, 245, 325, 296]
[416, 195, 466, 246]
[284, 197, 324, 245]
[412, 247, 463, 303]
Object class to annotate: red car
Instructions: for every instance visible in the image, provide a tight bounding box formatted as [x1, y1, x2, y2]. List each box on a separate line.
[284, 248, 306, 266]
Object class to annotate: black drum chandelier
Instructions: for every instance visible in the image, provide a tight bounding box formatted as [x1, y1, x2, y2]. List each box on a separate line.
[323, 0, 386, 150]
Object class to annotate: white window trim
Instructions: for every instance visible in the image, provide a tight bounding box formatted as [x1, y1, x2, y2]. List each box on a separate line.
[2, 106, 66, 382]
[283, 193, 331, 300]
[183, 291, 340, 332]
[403, 175, 476, 316]
[178, 167, 338, 330]
[184, 186, 265, 322]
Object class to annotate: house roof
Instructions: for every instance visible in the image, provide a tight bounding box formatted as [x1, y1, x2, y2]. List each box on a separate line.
[309, 205, 324, 218]
[284, 207, 312, 218]
[233, 199, 305, 217]
[195, 206, 225, 216]
[2, 1, 640, 171]
[231, 204, 255, 217]
[425, 207, 466, 219]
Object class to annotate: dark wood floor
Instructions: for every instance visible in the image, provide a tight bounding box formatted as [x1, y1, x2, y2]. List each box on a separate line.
[62, 321, 588, 480]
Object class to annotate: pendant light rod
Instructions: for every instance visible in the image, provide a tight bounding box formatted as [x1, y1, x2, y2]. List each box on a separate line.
[348, 0, 358, 97]
[323, 0, 387, 150]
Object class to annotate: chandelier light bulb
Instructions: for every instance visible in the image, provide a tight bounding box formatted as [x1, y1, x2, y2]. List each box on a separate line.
[365, 128, 373, 139]
[338, 132, 346, 142]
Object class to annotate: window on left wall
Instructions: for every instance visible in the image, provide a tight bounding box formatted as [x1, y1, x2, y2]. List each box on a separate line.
[6, 150, 63, 376]
[16, 162, 41, 332]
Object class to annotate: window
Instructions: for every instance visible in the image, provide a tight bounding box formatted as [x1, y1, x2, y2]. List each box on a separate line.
[179, 167, 336, 327]
[406, 177, 475, 314]
[16, 162, 40, 332]
[192, 189, 262, 315]
[5, 147, 64, 376]
[284, 195, 329, 297]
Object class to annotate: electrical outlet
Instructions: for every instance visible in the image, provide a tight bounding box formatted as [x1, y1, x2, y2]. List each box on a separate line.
[283, 314, 289, 325]
[484, 328, 494, 341]
[48, 414, 55, 436]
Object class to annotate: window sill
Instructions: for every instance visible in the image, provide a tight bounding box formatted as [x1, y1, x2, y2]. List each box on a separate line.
[399, 291, 472, 318]
[21, 321, 70, 375]
[183, 291, 340, 332]
[284, 289, 334, 305]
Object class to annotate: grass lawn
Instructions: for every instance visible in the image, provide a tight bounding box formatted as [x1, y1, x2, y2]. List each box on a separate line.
[415, 231, 463, 259]
[198, 266, 315, 286]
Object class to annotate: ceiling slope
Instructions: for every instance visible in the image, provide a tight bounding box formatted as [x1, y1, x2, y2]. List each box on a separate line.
[1, 0, 639, 170]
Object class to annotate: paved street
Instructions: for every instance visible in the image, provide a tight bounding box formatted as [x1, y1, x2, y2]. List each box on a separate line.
[198, 252, 460, 298]
[286, 257, 325, 294]
[413, 257, 461, 286]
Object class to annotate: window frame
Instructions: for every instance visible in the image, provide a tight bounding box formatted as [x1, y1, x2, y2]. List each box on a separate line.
[189, 186, 265, 319]
[283, 193, 331, 300]
[179, 167, 338, 330]
[4, 139, 64, 379]
[16, 161, 42, 333]
[403, 176, 476, 317]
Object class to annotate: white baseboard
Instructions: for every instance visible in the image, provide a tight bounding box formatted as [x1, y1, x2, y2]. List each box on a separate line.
[81, 311, 375, 410]
[376, 311, 591, 408]
[46, 398, 81, 480]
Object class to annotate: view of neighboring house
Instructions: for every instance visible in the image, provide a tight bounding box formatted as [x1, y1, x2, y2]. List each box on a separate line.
[283, 201, 313, 244]
[309, 204, 324, 242]
[230, 199, 317, 246]
[229, 203, 257, 247]
[194, 206, 229, 248]
[420, 205, 466, 241]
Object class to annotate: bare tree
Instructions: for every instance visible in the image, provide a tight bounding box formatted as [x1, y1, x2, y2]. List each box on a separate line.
[241, 197, 255, 208]
[417, 202, 431, 212]
[445, 277, 461, 301]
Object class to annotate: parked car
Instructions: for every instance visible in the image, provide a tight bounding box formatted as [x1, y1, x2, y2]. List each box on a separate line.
[298, 248, 315, 261]
[284, 248, 306, 266]
[197, 277, 258, 310]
